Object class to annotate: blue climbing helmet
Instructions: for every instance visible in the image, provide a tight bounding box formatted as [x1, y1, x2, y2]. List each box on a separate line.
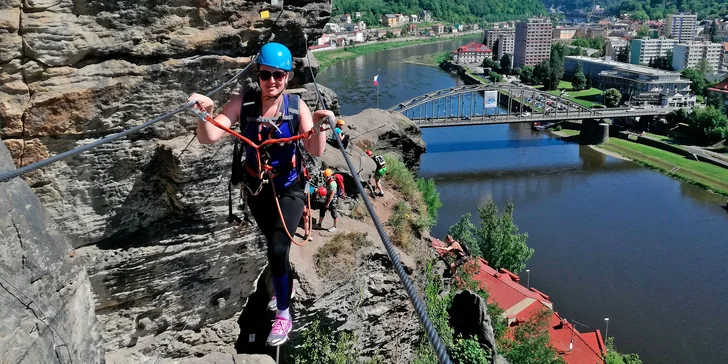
[257, 42, 293, 71]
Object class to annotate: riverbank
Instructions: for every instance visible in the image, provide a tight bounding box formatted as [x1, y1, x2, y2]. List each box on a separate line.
[314, 33, 480, 71]
[550, 128, 728, 196]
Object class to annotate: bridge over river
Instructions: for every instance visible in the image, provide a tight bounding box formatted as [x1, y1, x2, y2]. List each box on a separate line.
[387, 84, 685, 127]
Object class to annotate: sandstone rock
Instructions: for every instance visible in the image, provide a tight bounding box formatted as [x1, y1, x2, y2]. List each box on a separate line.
[449, 290, 498, 359]
[0, 59, 28, 137]
[293, 248, 419, 362]
[343, 108, 427, 172]
[157, 352, 275, 364]
[0, 141, 104, 363]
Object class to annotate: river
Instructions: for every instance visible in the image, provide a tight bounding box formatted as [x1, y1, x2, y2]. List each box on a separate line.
[316, 37, 728, 364]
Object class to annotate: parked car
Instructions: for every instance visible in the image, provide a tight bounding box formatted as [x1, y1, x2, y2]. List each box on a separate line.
[521, 112, 531, 117]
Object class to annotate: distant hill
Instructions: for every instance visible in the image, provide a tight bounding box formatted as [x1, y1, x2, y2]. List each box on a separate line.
[333, 0, 547, 24]
[541, 0, 727, 21]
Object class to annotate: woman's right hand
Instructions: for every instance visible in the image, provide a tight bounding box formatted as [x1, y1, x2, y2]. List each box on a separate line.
[188, 93, 214, 113]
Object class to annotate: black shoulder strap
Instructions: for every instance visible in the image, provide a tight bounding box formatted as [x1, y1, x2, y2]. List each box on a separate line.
[240, 89, 261, 133]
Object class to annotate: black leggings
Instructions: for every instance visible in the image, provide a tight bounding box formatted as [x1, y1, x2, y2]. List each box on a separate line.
[247, 183, 306, 277]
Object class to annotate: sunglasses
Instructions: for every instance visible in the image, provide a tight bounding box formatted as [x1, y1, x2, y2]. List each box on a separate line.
[258, 70, 287, 81]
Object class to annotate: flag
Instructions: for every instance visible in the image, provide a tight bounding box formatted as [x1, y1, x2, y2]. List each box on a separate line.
[373, 75, 379, 86]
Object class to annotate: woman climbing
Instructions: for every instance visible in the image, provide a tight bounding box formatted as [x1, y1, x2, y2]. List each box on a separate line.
[187, 42, 331, 346]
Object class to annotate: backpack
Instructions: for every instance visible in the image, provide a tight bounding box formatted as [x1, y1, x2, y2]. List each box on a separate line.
[459, 241, 472, 257]
[373, 155, 386, 170]
[334, 173, 346, 198]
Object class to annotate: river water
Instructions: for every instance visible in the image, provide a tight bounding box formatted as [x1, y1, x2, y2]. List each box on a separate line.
[317, 38, 728, 364]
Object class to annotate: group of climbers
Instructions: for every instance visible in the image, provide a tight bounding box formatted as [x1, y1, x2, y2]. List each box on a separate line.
[187, 41, 391, 348]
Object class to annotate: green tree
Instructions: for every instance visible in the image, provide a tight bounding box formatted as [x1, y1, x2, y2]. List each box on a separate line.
[499, 309, 565, 364]
[448, 200, 532, 273]
[448, 213, 482, 257]
[681, 68, 708, 96]
[696, 58, 713, 75]
[489, 71, 504, 82]
[604, 88, 622, 107]
[616, 43, 630, 63]
[533, 60, 551, 87]
[585, 71, 593, 89]
[451, 337, 492, 364]
[572, 62, 587, 91]
[688, 106, 728, 145]
[636, 25, 651, 38]
[707, 92, 725, 112]
[604, 337, 643, 364]
[519, 66, 535, 84]
[666, 108, 689, 128]
[482, 57, 500, 70]
[417, 178, 442, 226]
[291, 320, 373, 364]
[500, 54, 512, 75]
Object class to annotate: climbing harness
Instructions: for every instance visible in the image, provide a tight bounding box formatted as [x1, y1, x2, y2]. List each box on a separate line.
[188, 99, 330, 246]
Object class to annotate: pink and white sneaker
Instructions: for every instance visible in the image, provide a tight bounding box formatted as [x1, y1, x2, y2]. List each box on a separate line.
[266, 315, 292, 346]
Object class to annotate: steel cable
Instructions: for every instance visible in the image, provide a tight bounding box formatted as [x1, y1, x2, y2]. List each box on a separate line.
[304, 44, 453, 364]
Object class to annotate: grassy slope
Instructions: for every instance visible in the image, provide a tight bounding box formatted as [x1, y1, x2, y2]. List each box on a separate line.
[315, 34, 477, 71]
[601, 138, 728, 196]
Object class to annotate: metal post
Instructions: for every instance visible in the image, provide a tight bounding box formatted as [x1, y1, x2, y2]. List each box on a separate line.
[604, 318, 610, 344]
[526, 269, 530, 288]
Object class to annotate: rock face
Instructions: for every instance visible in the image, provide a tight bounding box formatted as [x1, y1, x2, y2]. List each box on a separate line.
[1, 0, 333, 362]
[294, 247, 420, 362]
[343, 108, 427, 172]
[0, 142, 104, 363]
[449, 290, 499, 361]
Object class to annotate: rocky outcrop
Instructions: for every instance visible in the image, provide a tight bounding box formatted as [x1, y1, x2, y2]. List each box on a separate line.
[449, 290, 498, 357]
[158, 352, 274, 364]
[294, 247, 420, 362]
[343, 108, 427, 172]
[1, 0, 334, 362]
[0, 142, 103, 363]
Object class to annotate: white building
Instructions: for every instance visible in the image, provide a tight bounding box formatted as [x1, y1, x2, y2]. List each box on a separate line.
[324, 23, 341, 33]
[497, 31, 515, 59]
[630, 38, 677, 65]
[409, 14, 419, 23]
[672, 42, 722, 71]
[605, 37, 628, 59]
[665, 13, 697, 43]
[453, 41, 493, 64]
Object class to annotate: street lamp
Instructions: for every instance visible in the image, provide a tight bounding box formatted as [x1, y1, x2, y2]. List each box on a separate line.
[604, 318, 610, 343]
[526, 269, 530, 288]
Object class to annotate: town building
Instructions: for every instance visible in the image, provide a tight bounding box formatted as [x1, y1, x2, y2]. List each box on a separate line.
[340, 14, 351, 23]
[707, 77, 728, 111]
[354, 12, 361, 19]
[432, 24, 444, 36]
[409, 14, 419, 23]
[514, 17, 553, 69]
[484, 28, 514, 48]
[382, 14, 397, 27]
[407, 23, 419, 36]
[395, 14, 407, 24]
[672, 42, 722, 71]
[574, 25, 606, 39]
[552, 27, 578, 40]
[665, 13, 698, 43]
[432, 239, 606, 364]
[453, 41, 492, 64]
[565, 56, 693, 105]
[605, 37, 628, 59]
[323, 23, 341, 33]
[497, 32, 515, 60]
[721, 43, 728, 71]
[420, 10, 431, 22]
[630, 38, 677, 65]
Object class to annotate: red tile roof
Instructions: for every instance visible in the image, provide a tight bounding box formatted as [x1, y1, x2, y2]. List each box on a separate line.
[432, 238, 605, 364]
[708, 77, 728, 94]
[455, 41, 492, 54]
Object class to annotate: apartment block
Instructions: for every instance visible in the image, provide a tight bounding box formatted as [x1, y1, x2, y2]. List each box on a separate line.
[672, 42, 722, 71]
[665, 13, 697, 42]
[484, 28, 514, 48]
[498, 32, 515, 59]
[514, 17, 553, 69]
[605, 37, 628, 59]
[630, 38, 677, 65]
